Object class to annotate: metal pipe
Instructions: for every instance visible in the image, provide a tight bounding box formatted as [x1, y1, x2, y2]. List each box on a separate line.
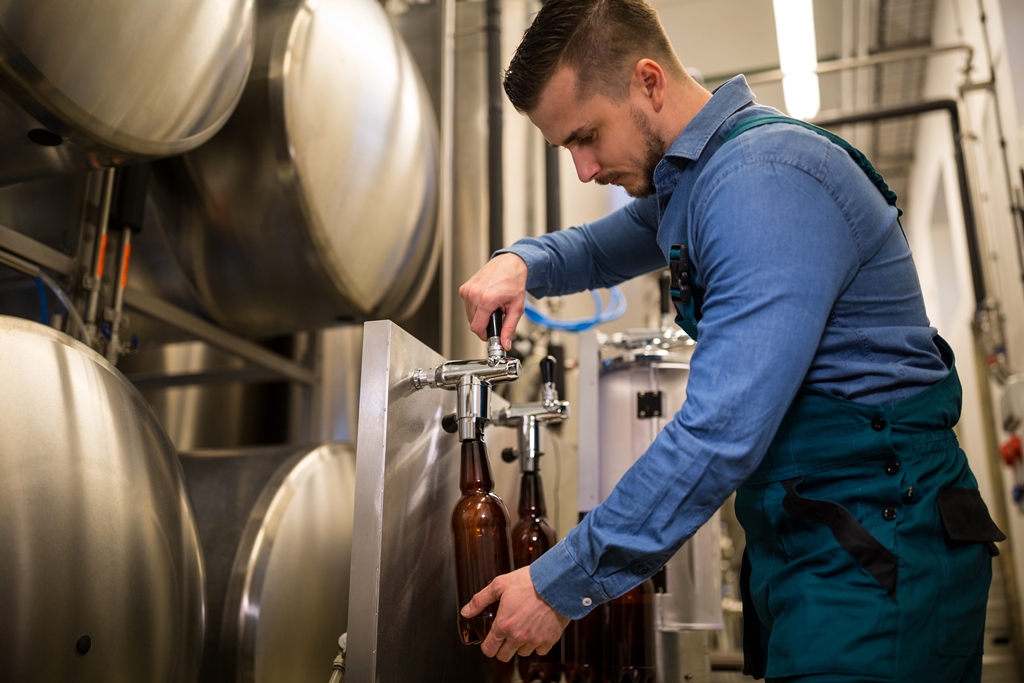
[105, 228, 132, 363]
[486, 0, 504, 257]
[84, 168, 116, 338]
[970, 0, 1024, 302]
[36, 270, 89, 342]
[545, 145, 561, 234]
[123, 287, 316, 385]
[0, 223, 76, 276]
[735, 44, 974, 87]
[813, 99, 987, 307]
[0, 247, 39, 278]
[439, 0, 455, 359]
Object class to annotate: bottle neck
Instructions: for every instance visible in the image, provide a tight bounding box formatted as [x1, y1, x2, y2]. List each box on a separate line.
[460, 438, 494, 494]
[517, 471, 547, 519]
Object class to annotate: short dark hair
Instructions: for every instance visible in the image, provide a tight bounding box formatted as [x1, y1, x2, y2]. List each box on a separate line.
[503, 0, 684, 113]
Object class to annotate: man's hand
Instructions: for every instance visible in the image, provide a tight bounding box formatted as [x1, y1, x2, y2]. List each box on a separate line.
[461, 566, 570, 662]
[458, 253, 529, 349]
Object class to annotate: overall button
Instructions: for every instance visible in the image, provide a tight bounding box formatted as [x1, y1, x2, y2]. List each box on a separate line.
[884, 460, 900, 475]
[582, 597, 593, 607]
[882, 507, 898, 521]
[871, 417, 887, 431]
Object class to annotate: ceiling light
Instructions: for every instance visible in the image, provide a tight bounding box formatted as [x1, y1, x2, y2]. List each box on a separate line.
[773, 0, 820, 119]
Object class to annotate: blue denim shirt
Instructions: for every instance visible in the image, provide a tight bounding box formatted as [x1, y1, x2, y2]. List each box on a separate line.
[500, 76, 948, 619]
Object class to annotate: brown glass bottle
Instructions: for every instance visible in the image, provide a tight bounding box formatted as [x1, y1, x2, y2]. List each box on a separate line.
[452, 437, 513, 646]
[564, 603, 606, 683]
[511, 471, 562, 682]
[607, 579, 656, 683]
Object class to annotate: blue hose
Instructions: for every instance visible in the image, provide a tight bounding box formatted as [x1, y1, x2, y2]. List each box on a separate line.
[523, 287, 627, 331]
[33, 276, 47, 324]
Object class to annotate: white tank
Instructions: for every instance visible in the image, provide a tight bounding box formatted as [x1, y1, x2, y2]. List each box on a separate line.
[598, 332, 723, 632]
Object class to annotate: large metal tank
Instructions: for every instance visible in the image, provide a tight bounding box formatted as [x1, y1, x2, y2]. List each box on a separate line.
[180, 443, 357, 683]
[0, 0, 254, 186]
[144, 0, 440, 338]
[0, 315, 204, 682]
[597, 330, 723, 682]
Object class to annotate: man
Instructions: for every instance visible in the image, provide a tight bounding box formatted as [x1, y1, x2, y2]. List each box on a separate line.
[458, 0, 1005, 680]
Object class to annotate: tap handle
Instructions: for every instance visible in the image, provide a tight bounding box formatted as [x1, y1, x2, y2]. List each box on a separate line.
[441, 413, 458, 434]
[660, 269, 672, 316]
[487, 310, 503, 340]
[540, 355, 556, 386]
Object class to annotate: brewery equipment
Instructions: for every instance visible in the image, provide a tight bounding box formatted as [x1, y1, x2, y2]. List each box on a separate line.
[180, 443, 357, 683]
[142, 0, 440, 338]
[0, 0, 254, 186]
[0, 316, 204, 682]
[579, 327, 724, 683]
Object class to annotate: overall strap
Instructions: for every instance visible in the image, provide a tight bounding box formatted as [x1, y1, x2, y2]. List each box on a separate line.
[724, 114, 903, 218]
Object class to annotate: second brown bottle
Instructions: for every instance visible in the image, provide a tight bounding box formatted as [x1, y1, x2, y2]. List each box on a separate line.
[511, 470, 563, 683]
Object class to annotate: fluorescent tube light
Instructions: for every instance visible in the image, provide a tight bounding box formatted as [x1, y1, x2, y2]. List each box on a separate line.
[773, 0, 820, 119]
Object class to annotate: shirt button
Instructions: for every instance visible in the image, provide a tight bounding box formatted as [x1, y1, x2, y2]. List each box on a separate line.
[582, 597, 592, 607]
[871, 417, 887, 431]
[882, 507, 898, 521]
[884, 460, 900, 475]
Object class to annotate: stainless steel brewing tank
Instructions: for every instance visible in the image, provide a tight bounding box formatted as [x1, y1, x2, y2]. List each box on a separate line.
[179, 444, 357, 683]
[0, 316, 204, 683]
[0, 0, 254, 186]
[598, 332, 724, 633]
[147, 0, 440, 338]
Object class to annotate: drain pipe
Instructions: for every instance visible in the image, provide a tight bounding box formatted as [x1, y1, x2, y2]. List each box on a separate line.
[104, 163, 150, 364]
[813, 100, 987, 307]
[486, 0, 503, 257]
[966, 0, 1024, 303]
[83, 168, 117, 345]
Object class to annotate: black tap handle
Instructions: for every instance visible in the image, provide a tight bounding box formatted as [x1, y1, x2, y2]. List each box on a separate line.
[501, 447, 517, 463]
[540, 355, 556, 386]
[487, 310, 503, 339]
[441, 413, 458, 434]
[660, 269, 672, 316]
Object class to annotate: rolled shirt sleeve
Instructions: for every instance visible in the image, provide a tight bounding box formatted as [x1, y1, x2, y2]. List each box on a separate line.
[529, 154, 869, 618]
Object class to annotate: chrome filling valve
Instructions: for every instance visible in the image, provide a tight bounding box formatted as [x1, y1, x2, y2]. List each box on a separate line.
[412, 310, 521, 441]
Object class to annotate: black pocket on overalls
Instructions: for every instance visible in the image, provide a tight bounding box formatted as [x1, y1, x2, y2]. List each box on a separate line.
[781, 476, 899, 600]
[937, 487, 1005, 555]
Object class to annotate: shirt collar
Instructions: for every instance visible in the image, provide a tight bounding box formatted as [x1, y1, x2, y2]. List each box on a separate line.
[663, 75, 756, 162]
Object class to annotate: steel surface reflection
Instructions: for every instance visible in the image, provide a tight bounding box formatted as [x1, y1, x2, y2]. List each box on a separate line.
[0, 316, 204, 682]
[348, 321, 509, 682]
[0, 0, 254, 185]
[181, 443, 357, 683]
[145, 0, 439, 337]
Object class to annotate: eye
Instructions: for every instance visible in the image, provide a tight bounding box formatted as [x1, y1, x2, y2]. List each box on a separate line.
[579, 131, 596, 145]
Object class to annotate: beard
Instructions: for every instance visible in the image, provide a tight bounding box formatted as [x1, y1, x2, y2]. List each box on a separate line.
[628, 105, 665, 198]
[594, 105, 665, 199]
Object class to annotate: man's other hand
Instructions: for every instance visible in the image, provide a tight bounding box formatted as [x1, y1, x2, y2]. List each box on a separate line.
[460, 566, 570, 662]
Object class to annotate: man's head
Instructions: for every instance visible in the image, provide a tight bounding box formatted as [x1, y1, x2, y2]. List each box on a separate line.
[503, 0, 684, 114]
[504, 0, 704, 199]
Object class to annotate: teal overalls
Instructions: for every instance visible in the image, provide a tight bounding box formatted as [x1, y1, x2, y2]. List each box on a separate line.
[669, 116, 1006, 682]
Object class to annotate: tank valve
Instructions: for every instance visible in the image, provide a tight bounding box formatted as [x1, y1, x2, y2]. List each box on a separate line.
[327, 633, 346, 683]
[412, 310, 521, 441]
[493, 355, 570, 472]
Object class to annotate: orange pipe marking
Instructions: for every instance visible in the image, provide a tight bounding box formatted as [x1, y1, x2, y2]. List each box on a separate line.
[120, 244, 132, 289]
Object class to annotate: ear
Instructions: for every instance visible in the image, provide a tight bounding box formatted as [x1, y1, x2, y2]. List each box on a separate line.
[633, 58, 666, 113]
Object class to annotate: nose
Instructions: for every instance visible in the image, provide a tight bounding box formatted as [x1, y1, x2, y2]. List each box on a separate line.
[569, 148, 600, 183]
